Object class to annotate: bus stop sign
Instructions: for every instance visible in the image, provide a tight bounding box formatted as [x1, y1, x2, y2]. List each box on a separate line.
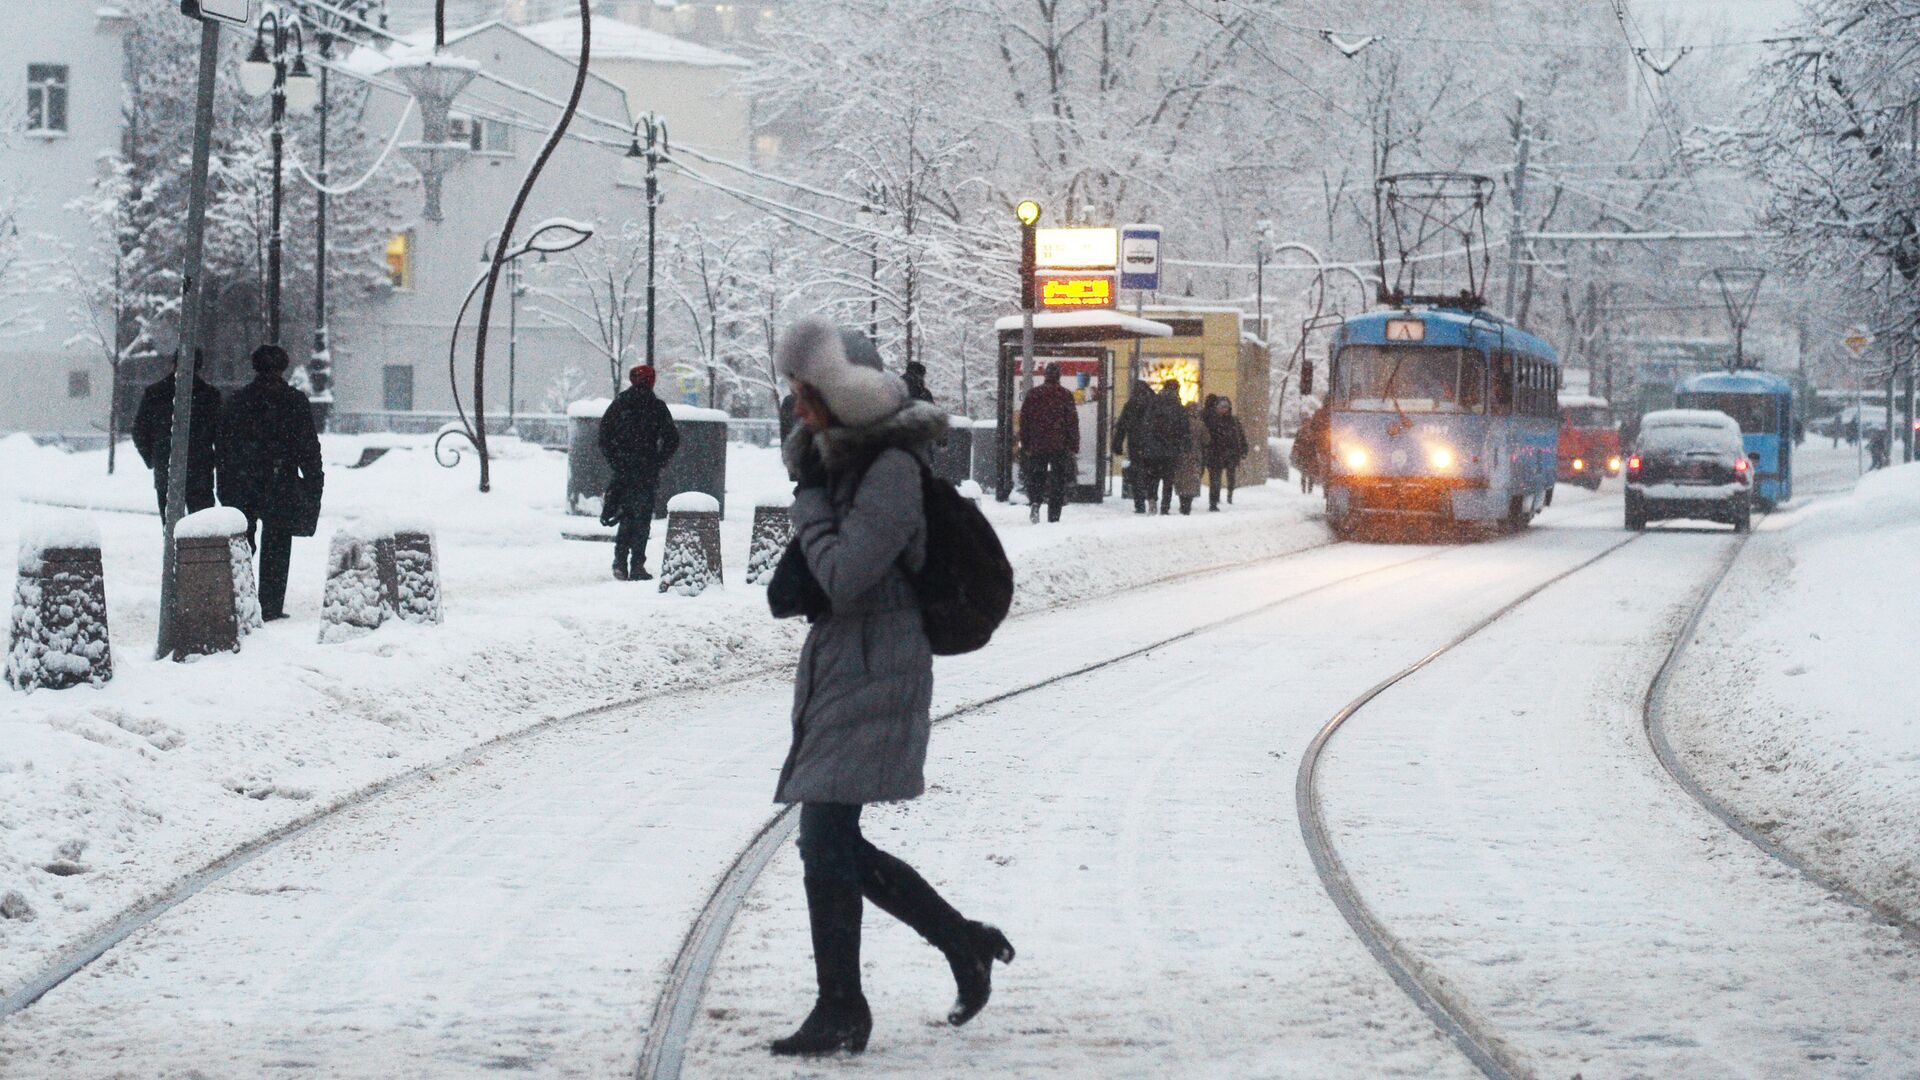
[180, 0, 251, 26]
[1120, 224, 1161, 291]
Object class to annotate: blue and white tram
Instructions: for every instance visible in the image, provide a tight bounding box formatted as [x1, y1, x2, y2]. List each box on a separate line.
[1674, 370, 1793, 508]
[1323, 308, 1561, 536]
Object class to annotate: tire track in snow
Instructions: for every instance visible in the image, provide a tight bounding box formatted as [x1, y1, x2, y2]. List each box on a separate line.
[633, 541, 1473, 1080]
[1296, 533, 1644, 1080]
[0, 534, 1349, 1023]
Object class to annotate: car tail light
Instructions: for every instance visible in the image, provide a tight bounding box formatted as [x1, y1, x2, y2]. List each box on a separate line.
[1627, 455, 1641, 473]
[1734, 457, 1750, 481]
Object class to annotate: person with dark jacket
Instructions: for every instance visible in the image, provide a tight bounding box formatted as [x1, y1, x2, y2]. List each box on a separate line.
[1173, 400, 1209, 514]
[903, 360, 935, 404]
[1292, 403, 1330, 493]
[1203, 394, 1250, 510]
[1111, 379, 1154, 502]
[218, 345, 323, 622]
[598, 364, 680, 580]
[1018, 362, 1079, 523]
[132, 354, 223, 517]
[765, 318, 1013, 1057]
[1130, 380, 1190, 514]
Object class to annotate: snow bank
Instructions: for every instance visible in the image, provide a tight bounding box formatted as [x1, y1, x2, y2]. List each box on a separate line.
[174, 507, 246, 540]
[1667, 452, 1920, 923]
[667, 492, 720, 514]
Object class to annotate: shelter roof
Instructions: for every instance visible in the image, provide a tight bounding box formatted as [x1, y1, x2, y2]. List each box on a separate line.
[994, 311, 1174, 343]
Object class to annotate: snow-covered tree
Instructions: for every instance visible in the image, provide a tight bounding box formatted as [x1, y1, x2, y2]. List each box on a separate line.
[524, 219, 649, 395]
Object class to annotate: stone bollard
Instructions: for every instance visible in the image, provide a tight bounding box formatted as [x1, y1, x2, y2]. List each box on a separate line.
[933, 417, 974, 483]
[658, 492, 723, 597]
[169, 507, 249, 660]
[390, 525, 443, 625]
[745, 494, 794, 586]
[6, 515, 111, 692]
[319, 525, 396, 643]
[957, 480, 984, 503]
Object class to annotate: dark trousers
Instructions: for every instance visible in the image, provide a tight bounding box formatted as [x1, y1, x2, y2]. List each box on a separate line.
[153, 481, 215, 517]
[797, 802, 969, 942]
[1023, 450, 1072, 521]
[612, 484, 658, 573]
[1207, 464, 1237, 507]
[245, 516, 293, 618]
[1133, 459, 1174, 512]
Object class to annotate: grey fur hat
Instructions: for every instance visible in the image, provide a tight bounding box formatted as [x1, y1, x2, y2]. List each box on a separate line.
[774, 318, 908, 428]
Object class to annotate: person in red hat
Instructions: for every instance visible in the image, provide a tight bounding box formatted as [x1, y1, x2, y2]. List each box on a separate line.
[597, 363, 679, 580]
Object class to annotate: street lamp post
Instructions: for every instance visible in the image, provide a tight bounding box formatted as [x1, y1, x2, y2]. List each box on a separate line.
[239, 8, 317, 347]
[624, 113, 669, 370]
[478, 234, 526, 429]
[1001, 199, 1041, 502]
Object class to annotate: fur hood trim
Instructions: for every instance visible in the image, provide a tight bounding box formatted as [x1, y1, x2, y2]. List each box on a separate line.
[783, 401, 950, 477]
[774, 318, 907, 429]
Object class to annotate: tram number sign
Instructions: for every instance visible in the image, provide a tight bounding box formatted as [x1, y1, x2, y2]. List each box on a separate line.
[1385, 318, 1426, 342]
[1037, 272, 1117, 310]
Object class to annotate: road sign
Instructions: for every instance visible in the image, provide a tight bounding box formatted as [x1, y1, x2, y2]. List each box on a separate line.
[1845, 329, 1873, 356]
[1119, 224, 1161, 291]
[1037, 272, 1117, 310]
[180, 0, 251, 25]
[1035, 227, 1118, 271]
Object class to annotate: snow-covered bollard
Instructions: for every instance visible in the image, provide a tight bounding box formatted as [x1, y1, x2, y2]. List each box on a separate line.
[390, 525, 443, 625]
[319, 525, 396, 643]
[6, 516, 111, 692]
[934, 415, 974, 483]
[658, 492, 723, 597]
[168, 507, 247, 660]
[957, 480, 984, 504]
[746, 493, 794, 586]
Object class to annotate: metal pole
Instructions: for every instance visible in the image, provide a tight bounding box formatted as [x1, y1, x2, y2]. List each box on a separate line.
[1905, 361, 1915, 463]
[1504, 98, 1529, 320]
[158, 20, 223, 660]
[267, 27, 286, 345]
[310, 54, 330, 430]
[507, 256, 518, 428]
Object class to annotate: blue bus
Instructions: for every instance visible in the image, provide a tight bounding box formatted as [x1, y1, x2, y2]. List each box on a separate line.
[1323, 308, 1560, 536]
[1674, 370, 1793, 507]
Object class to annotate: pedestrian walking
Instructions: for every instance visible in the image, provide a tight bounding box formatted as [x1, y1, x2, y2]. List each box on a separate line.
[765, 318, 1013, 1057]
[133, 352, 223, 517]
[1131, 380, 1189, 514]
[1203, 394, 1250, 510]
[1111, 379, 1153, 504]
[903, 360, 935, 404]
[1172, 399, 1209, 515]
[1869, 428, 1889, 470]
[1018, 362, 1079, 523]
[217, 345, 323, 622]
[1291, 403, 1329, 494]
[598, 364, 681, 581]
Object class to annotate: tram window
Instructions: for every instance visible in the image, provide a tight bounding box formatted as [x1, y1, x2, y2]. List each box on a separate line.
[1333, 345, 1481, 413]
[1492, 352, 1514, 413]
[1459, 350, 1486, 410]
[1678, 392, 1775, 433]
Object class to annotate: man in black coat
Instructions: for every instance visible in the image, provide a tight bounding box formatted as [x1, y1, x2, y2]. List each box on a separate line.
[903, 360, 935, 404]
[598, 363, 681, 580]
[1111, 379, 1154, 506]
[132, 353, 223, 517]
[219, 344, 325, 621]
[1130, 381, 1191, 515]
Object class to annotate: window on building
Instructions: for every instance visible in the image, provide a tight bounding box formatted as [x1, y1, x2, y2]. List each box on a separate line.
[385, 231, 412, 290]
[27, 64, 69, 133]
[383, 364, 414, 411]
[450, 113, 511, 154]
[67, 370, 91, 398]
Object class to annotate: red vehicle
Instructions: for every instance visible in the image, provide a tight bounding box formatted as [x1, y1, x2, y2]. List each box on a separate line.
[1557, 394, 1622, 489]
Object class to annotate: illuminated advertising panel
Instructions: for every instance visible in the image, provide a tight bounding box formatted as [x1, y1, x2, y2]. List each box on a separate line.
[1035, 227, 1119, 270]
[1037, 272, 1117, 310]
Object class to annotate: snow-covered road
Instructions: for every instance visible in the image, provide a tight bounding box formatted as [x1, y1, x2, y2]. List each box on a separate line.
[5, 473, 1910, 1079]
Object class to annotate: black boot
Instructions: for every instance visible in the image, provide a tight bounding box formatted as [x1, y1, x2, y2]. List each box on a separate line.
[771, 877, 871, 1056]
[859, 849, 1014, 1026]
[611, 544, 630, 582]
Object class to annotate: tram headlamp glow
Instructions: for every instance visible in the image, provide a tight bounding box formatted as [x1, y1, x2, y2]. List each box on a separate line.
[1571, 457, 1586, 472]
[1606, 456, 1623, 473]
[1429, 446, 1456, 469]
[1344, 448, 1369, 472]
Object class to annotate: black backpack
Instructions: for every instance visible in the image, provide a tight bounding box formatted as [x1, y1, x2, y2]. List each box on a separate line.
[904, 460, 1014, 655]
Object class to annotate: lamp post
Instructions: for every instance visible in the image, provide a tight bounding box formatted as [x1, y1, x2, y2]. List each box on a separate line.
[479, 233, 527, 428]
[1000, 198, 1041, 502]
[239, 7, 317, 347]
[624, 113, 669, 370]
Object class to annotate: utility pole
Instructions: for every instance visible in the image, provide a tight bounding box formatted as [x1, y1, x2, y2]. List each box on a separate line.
[158, 17, 224, 660]
[1005, 199, 1041, 502]
[1504, 97, 1530, 321]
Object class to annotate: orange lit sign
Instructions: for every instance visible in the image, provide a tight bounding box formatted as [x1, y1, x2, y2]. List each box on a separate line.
[1038, 272, 1116, 309]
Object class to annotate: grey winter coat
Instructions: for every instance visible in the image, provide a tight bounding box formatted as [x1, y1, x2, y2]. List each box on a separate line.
[774, 401, 948, 805]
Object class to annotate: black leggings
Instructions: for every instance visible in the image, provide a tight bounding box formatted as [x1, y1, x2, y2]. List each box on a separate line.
[797, 803, 883, 885]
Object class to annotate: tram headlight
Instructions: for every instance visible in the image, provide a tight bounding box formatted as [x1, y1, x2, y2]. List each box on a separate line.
[1571, 457, 1586, 472]
[1343, 447, 1369, 472]
[1428, 446, 1456, 470]
[1606, 456, 1622, 473]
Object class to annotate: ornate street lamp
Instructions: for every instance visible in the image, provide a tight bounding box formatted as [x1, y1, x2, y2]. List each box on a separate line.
[239, 6, 316, 346]
[623, 112, 668, 369]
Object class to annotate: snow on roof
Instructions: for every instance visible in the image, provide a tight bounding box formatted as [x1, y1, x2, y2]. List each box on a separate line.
[176, 507, 248, 540]
[667, 491, 720, 514]
[516, 17, 750, 68]
[1559, 394, 1610, 409]
[1642, 408, 1739, 431]
[993, 311, 1174, 337]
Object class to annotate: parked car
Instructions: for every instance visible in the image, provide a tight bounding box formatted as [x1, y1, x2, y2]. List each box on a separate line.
[1624, 409, 1753, 532]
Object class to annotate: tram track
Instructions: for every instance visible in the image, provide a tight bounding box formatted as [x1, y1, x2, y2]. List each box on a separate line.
[0, 524, 1370, 1024]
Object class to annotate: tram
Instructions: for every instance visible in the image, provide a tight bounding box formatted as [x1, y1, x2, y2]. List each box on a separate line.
[1673, 370, 1793, 507]
[1321, 308, 1561, 536]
